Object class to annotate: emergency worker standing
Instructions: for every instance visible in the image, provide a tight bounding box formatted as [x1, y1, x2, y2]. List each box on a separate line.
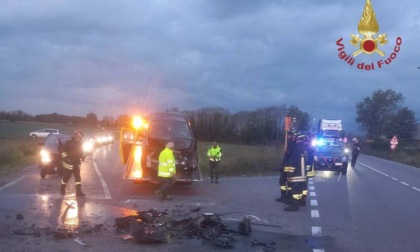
[275, 131, 297, 204]
[301, 134, 315, 206]
[207, 142, 222, 184]
[283, 134, 311, 211]
[155, 142, 176, 200]
[351, 137, 361, 167]
[60, 130, 86, 196]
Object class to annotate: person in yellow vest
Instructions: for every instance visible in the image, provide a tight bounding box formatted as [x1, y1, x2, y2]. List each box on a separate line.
[155, 142, 176, 200]
[207, 142, 222, 183]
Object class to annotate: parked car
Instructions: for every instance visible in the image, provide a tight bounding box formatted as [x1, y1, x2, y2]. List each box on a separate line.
[38, 133, 71, 178]
[313, 142, 350, 175]
[30, 128, 59, 138]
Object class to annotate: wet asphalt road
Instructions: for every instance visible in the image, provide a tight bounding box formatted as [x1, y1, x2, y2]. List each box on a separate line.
[0, 143, 320, 251]
[1, 143, 420, 251]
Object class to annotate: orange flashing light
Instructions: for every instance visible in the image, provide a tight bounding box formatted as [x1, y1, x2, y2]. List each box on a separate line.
[132, 116, 143, 129]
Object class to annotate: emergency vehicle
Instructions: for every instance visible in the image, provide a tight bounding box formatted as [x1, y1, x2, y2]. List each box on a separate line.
[119, 112, 202, 184]
[313, 119, 345, 146]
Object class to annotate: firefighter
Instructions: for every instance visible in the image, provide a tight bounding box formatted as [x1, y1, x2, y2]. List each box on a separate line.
[275, 131, 297, 204]
[207, 142, 222, 184]
[60, 130, 86, 196]
[351, 137, 361, 167]
[155, 142, 176, 200]
[301, 134, 315, 207]
[283, 133, 311, 211]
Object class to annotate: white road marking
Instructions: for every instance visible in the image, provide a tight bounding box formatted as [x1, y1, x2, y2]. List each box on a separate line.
[311, 210, 320, 218]
[359, 162, 420, 193]
[93, 147, 112, 199]
[312, 226, 322, 236]
[310, 178, 324, 252]
[0, 174, 27, 192]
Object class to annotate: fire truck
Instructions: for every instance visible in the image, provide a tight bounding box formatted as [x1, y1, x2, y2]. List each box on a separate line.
[119, 112, 202, 184]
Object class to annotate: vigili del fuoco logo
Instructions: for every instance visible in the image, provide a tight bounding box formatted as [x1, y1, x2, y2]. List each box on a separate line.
[336, 0, 402, 70]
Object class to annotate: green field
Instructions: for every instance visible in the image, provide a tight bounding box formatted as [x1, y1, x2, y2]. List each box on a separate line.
[198, 141, 283, 177]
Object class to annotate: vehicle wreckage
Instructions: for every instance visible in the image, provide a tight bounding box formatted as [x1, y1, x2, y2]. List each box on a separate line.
[114, 206, 280, 250]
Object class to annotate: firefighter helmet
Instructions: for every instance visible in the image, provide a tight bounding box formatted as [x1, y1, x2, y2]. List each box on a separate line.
[73, 129, 83, 139]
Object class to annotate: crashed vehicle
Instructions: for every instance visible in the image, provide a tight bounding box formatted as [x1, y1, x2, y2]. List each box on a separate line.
[120, 112, 202, 184]
[313, 142, 350, 175]
[39, 134, 71, 178]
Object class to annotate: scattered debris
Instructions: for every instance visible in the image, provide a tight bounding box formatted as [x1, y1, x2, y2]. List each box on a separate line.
[250, 238, 276, 252]
[74, 237, 87, 246]
[214, 234, 236, 248]
[54, 228, 74, 239]
[13, 224, 41, 237]
[120, 234, 134, 240]
[130, 219, 167, 244]
[16, 213, 24, 220]
[114, 206, 277, 250]
[238, 216, 252, 236]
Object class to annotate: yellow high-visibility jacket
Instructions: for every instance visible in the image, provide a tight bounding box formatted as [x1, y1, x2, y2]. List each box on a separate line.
[158, 147, 176, 178]
[207, 145, 222, 161]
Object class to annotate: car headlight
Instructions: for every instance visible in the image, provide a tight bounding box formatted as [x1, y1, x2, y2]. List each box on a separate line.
[40, 149, 52, 163]
[344, 148, 349, 154]
[83, 141, 93, 153]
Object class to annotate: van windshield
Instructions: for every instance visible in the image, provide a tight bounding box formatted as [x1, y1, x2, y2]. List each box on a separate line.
[320, 130, 341, 138]
[149, 120, 192, 140]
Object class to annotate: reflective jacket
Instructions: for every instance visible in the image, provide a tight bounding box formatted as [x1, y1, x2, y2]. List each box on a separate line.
[207, 145, 222, 161]
[61, 138, 84, 170]
[284, 141, 309, 183]
[158, 147, 176, 178]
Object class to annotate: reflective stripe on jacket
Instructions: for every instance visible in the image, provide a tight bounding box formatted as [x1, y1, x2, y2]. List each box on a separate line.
[158, 147, 176, 178]
[61, 138, 84, 170]
[207, 146, 222, 161]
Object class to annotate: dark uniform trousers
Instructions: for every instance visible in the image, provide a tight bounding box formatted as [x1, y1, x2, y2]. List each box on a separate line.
[285, 154, 307, 202]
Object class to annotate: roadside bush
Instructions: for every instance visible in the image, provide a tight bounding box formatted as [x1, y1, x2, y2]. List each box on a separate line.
[0, 139, 38, 166]
[362, 145, 420, 168]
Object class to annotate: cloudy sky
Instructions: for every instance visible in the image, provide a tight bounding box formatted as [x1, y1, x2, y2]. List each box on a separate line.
[0, 0, 419, 132]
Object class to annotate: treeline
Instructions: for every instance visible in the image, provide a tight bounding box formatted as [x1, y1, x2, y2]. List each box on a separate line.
[0, 110, 105, 127]
[0, 106, 310, 145]
[184, 106, 309, 144]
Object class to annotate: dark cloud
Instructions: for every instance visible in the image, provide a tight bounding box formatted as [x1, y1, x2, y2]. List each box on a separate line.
[0, 0, 418, 131]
